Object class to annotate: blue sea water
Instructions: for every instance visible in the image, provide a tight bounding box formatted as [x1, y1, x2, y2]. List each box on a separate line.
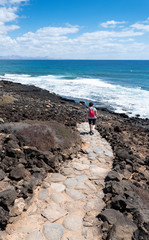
[0, 60, 149, 118]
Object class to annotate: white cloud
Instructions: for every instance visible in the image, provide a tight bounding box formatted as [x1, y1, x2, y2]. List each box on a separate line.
[100, 20, 126, 28]
[0, 9, 149, 59]
[0, 7, 18, 23]
[0, 0, 28, 34]
[10, 0, 28, 3]
[142, 17, 149, 23]
[1, 25, 145, 59]
[0, 22, 19, 34]
[16, 26, 79, 45]
[131, 23, 149, 32]
[0, 0, 28, 6]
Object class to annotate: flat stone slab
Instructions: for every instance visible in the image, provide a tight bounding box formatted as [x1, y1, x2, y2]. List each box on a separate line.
[50, 193, 67, 204]
[38, 189, 49, 200]
[97, 157, 106, 163]
[43, 223, 64, 240]
[26, 231, 44, 240]
[65, 201, 86, 212]
[66, 189, 85, 200]
[63, 215, 82, 232]
[61, 168, 74, 176]
[86, 198, 105, 211]
[85, 182, 97, 191]
[93, 149, 104, 154]
[50, 173, 66, 182]
[64, 178, 78, 188]
[42, 203, 67, 222]
[75, 182, 86, 190]
[7, 215, 45, 235]
[71, 162, 89, 171]
[76, 175, 88, 182]
[89, 166, 109, 178]
[81, 159, 90, 165]
[51, 183, 65, 192]
[86, 148, 92, 154]
[104, 150, 113, 157]
[88, 153, 96, 160]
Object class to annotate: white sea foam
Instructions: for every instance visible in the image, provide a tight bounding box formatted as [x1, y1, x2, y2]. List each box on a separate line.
[1, 73, 149, 119]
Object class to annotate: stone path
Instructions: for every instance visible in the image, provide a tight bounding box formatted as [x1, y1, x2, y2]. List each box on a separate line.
[3, 122, 113, 240]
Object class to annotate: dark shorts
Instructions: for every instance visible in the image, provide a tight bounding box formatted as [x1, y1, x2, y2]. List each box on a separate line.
[88, 119, 96, 125]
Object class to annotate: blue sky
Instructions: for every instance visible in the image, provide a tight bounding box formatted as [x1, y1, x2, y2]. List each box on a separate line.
[0, 0, 149, 59]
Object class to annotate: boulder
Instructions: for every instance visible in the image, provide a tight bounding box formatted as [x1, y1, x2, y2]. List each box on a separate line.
[99, 209, 137, 240]
[0, 206, 9, 229]
[9, 165, 30, 180]
[0, 169, 5, 180]
[0, 187, 17, 208]
[105, 171, 121, 182]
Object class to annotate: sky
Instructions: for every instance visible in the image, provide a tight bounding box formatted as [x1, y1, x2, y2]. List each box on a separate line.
[0, 0, 149, 59]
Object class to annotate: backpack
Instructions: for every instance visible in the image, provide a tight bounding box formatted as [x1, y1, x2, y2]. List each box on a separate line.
[89, 107, 95, 118]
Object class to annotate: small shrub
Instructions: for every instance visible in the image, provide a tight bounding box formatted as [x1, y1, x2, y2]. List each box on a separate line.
[0, 95, 18, 104]
[50, 122, 79, 149]
[17, 124, 56, 151]
[0, 120, 80, 151]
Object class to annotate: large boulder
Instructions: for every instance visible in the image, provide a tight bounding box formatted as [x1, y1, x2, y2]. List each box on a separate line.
[99, 209, 137, 240]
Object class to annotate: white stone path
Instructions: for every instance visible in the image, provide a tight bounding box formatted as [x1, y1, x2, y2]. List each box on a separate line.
[4, 123, 113, 240]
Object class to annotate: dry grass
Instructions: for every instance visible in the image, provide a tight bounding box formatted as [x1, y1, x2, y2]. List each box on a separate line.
[0, 120, 80, 151]
[0, 95, 18, 104]
[17, 124, 56, 151]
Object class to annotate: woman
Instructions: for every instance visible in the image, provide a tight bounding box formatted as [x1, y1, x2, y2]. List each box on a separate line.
[86, 102, 97, 135]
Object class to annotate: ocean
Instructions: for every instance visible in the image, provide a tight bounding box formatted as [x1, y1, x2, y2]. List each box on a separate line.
[0, 60, 149, 119]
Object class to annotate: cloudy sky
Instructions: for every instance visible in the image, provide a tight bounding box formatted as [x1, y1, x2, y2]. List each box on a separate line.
[0, 0, 149, 59]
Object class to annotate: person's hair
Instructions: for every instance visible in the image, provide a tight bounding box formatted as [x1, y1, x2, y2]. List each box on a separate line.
[89, 102, 93, 107]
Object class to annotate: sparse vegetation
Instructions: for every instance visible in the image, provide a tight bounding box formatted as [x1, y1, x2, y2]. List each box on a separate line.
[0, 95, 18, 104]
[0, 120, 80, 151]
[17, 124, 56, 151]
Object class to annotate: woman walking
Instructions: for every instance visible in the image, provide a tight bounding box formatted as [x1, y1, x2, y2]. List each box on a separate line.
[86, 102, 97, 135]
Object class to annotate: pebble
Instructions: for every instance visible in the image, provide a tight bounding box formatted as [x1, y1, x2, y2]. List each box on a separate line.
[66, 188, 85, 200]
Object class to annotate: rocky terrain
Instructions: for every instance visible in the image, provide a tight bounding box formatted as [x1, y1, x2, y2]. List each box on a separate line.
[1, 122, 114, 240]
[0, 80, 149, 240]
[96, 109, 149, 239]
[0, 80, 86, 233]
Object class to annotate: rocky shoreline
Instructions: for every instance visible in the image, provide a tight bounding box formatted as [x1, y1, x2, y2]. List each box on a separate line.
[0, 80, 149, 239]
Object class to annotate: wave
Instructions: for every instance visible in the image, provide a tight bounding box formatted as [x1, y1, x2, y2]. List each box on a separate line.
[1, 73, 149, 119]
